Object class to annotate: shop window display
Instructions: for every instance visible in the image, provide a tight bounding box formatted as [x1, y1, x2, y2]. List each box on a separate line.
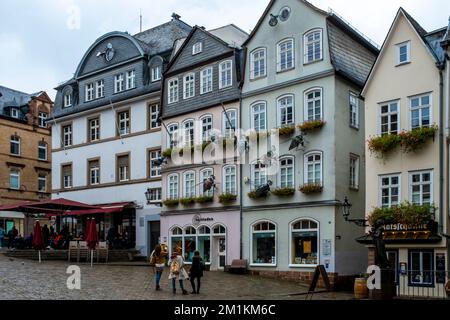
[291, 220, 318, 265]
[252, 222, 276, 265]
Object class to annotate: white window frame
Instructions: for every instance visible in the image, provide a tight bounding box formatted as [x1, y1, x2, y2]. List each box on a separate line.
[118, 156, 129, 182]
[349, 92, 359, 129]
[223, 109, 237, 138]
[183, 73, 195, 99]
[168, 174, 179, 200]
[277, 38, 294, 72]
[201, 168, 214, 197]
[63, 166, 72, 189]
[38, 112, 48, 128]
[126, 70, 136, 90]
[89, 163, 100, 186]
[223, 165, 237, 195]
[219, 60, 233, 89]
[95, 80, 104, 99]
[114, 73, 124, 93]
[379, 174, 401, 208]
[168, 78, 179, 104]
[252, 162, 268, 189]
[379, 100, 400, 135]
[192, 42, 202, 55]
[250, 48, 267, 79]
[304, 151, 323, 185]
[62, 125, 72, 147]
[89, 118, 100, 142]
[250, 221, 277, 267]
[303, 29, 323, 64]
[409, 250, 434, 286]
[118, 110, 130, 136]
[304, 88, 323, 121]
[63, 94, 72, 108]
[9, 169, 20, 190]
[10, 135, 20, 155]
[200, 67, 213, 94]
[409, 170, 433, 205]
[151, 66, 161, 82]
[349, 154, 360, 190]
[38, 142, 47, 161]
[396, 41, 411, 65]
[409, 93, 432, 130]
[182, 120, 195, 147]
[150, 150, 162, 178]
[148, 188, 162, 203]
[85, 83, 94, 102]
[289, 219, 319, 267]
[167, 123, 179, 148]
[149, 104, 160, 129]
[183, 171, 196, 198]
[277, 94, 294, 127]
[38, 174, 47, 192]
[201, 115, 213, 142]
[279, 156, 294, 188]
[251, 102, 267, 132]
[10, 108, 19, 118]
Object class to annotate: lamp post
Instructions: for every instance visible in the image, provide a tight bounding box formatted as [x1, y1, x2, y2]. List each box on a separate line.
[340, 196, 396, 300]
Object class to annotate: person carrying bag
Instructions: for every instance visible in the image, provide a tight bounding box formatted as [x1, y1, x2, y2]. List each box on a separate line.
[150, 244, 167, 291]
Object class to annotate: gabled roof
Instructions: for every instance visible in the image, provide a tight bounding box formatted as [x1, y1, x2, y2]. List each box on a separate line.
[208, 24, 249, 48]
[362, 8, 446, 96]
[0, 85, 52, 120]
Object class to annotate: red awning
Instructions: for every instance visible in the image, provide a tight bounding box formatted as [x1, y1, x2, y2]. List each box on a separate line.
[0, 198, 100, 214]
[61, 202, 134, 216]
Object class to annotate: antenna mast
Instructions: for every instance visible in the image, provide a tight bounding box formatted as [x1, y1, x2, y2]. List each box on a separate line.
[139, 9, 143, 33]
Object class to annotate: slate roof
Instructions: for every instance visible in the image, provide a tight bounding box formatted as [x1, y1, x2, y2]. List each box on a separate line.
[0, 85, 32, 120]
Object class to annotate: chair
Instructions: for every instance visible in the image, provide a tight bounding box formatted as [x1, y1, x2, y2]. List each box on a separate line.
[68, 241, 79, 262]
[96, 241, 109, 263]
[78, 241, 89, 262]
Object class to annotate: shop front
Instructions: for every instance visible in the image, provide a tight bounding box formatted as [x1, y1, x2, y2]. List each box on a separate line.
[160, 211, 240, 270]
[0, 212, 25, 246]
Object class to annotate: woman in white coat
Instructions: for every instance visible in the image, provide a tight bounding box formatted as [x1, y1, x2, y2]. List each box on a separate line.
[168, 251, 189, 295]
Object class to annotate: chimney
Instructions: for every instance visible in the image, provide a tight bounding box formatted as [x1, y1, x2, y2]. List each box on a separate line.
[171, 13, 181, 21]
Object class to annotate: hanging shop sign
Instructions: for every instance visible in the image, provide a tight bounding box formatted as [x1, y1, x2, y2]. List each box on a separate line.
[384, 223, 430, 232]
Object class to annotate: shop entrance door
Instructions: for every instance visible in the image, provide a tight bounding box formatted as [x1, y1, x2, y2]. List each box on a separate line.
[148, 221, 160, 257]
[217, 236, 226, 270]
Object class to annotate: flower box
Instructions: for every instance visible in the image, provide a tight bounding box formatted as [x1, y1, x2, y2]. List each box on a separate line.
[368, 202, 435, 226]
[297, 120, 326, 132]
[399, 125, 438, 153]
[278, 125, 296, 137]
[179, 198, 196, 206]
[299, 183, 323, 194]
[247, 190, 269, 199]
[162, 199, 179, 207]
[271, 187, 296, 197]
[218, 193, 237, 204]
[195, 196, 214, 204]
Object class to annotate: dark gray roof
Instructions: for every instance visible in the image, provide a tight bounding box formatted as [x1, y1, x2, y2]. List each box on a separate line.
[442, 18, 450, 48]
[133, 18, 192, 55]
[0, 85, 32, 119]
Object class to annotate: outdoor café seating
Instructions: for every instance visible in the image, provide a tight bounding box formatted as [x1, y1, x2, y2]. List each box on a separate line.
[96, 241, 109, 263]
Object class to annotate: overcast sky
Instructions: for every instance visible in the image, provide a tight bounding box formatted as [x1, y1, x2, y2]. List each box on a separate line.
[0, 0, 449, 99]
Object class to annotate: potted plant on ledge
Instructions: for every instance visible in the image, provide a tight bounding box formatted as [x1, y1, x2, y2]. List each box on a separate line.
[162, 199, 179, 207]
[271, 187, 296, 197]
[179, 197, 196, 206]
[218, 193, 237, 204]
[299, 183, 323, 194]
[195, 195, 214, 204]
[297, 120, 326, 133]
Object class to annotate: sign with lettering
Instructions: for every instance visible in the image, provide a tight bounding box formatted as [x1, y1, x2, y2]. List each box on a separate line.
[384, 223, 429, 232]
[192, 214, 214, 227]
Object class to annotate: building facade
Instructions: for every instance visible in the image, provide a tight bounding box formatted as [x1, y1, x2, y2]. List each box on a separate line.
[0, 86, 53, 236]
[362, 9, 450, 297]
[240, 0, 378, 283]
[51, 16, 191, 256]
[159, 25, 248, 270]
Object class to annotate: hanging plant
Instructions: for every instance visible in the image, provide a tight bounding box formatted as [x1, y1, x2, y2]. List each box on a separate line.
[162, 148, 173, 158]
[271, 187, 296, 197]
[368, 202, 436, 226]
[299, 183, 323, 194]
[218, 193, 237, 204]
[162, 199, 179, 207]
[179, 198, 196, 206]
[297, 120, 326, 132]
[278, 125, 296, 137]
[399, 125, 438, 153]
[195, 196, 214, 204]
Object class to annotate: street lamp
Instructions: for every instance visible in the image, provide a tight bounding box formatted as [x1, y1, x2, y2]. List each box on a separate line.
[340, 196, 368, 227]
[144, 188, 152, 204]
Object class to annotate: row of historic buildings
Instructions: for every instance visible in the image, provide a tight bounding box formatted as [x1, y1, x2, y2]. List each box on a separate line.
[9, 0, 445, 292]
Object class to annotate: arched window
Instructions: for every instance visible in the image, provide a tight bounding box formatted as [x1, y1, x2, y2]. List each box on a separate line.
[183, 73, 195, 99]
[252, 162, 267, 189]
[303, 29, 322, 64]
[251, 221, 276, 265]
[183, 171, 196, 198]
[277, 38, 294, 72]
[167, 123, 179, 148]
[304, 88, 323, 121]
[213, 224, 226, 235]
[250, 48, 267, 79]
[198, 225, 211, 263]
[277, 95, 294, 126]
[200, 168, 214, 197]
[223, 165, 237, 195]
[201, 115, 213, 142]
[182, 120, 194, 147]
[170, 227, 183, 258]
[251, 102, 267, 132]
[184, 226, 197, 262]
[223, 109, 237, 138]
[290, 219, 319, 266]
[304, 152, 323, 185]
[168, 174, 179, 200]
[279, 156, 294, 188]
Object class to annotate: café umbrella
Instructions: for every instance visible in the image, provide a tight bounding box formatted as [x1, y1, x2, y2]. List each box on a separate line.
[86, 219, 99, 267]
[32, 221, 45, 263]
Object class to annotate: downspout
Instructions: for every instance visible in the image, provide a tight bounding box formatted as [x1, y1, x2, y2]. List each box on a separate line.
[239, 95, 243, 260]
[439, 66, 444, 236]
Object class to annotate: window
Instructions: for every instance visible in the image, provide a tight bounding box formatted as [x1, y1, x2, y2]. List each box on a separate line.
[305, 88, 322, 121]
[201, 116, 212, 142]
[201, 168, 214, 197]
[89, 118, 100, 142]
[277, 39, 294, 72]
[168, 174, 179, 200]
[409, 250, 434, 287]
[151, 66, 161, 82]
[168, 78, 179, 103]
[410, 171, 432, 205]
[126, 70, 136, 90]
[223, 109, 237, 138]
[387, 250, 399, 284]
[183, 73, 195, 99]
[380, 174, 400, 208]
[278, 95, 294, 126]
[95, 80, 104, 99]
[304, 152, 322, 185]
[291, 220, 319, 266]
[252, 221, 276, 265]
[62, 124, 72, 147]
[149, 150, 161, 178]
[114, 73, 124, 93]
[38, 142, 47, 161]
[167, 124, 179, 148]
[10, 108, 19, 118]
[380, 101, 399, 135]
[304, 29, 322, 63]
[118, 110, 130, 136]
[62, 164, 72, 189]
[251, 102, 266, 131]
[253, 162, 267, 189]
[89, 159, 100, 185]
[85, 83, 94, 102]
[38, 174, 47, 192]
[183, 226, 197, 262]
[410, 94, 431, 129]
[223, 165, 237, 195]
[117, 155, 130, 182]
[197, 226, 211, 263]
[200, 67, 213, 94]
[192, 42, 202, 55]
[279, 157, 294, 188]
[149, 104, 160, 129]
[349, 155, 360, 190]
[219, 60, 232, 89]
[64, 94, 72, 108]
[251, 48, 266, 79]
[38, 112, 48, 128]
[10, 136, 20, 155]
[184, 171, 196, 198]
[183, 120, 194, 147]
[170, 227, 183, 257]
[213, 225, 226, 234]
[397, 41, 411, 65]
[147, 188, 162, 203]
[9, 169, 20, 190]
[349, 93, 359, 129]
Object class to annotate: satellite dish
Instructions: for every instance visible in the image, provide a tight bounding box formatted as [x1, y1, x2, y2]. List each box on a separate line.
[289, 135, 305, 151]
[269, 14, 278, 27]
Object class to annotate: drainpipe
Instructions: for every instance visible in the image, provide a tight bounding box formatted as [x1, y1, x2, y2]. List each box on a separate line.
[439, 66, 445, 236]
[239, 96, 243, 260]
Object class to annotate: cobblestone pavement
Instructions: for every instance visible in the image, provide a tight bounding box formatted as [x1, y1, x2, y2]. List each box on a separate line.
[0, 253, 353, 300]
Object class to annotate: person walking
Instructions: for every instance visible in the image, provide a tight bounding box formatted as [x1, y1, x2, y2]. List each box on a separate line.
[42, 224, 50, 248]
[0, 227, 4, 249]
[189, 251, 205, 294]
[168, 251, 189, 295]
[150, 244, 168, 291]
